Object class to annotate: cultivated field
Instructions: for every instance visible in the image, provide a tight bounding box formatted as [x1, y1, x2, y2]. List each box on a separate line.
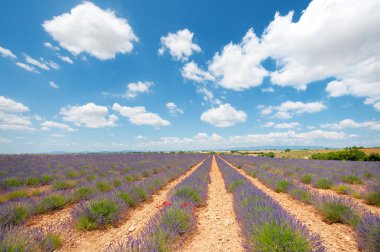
[0, 153, 379, 251]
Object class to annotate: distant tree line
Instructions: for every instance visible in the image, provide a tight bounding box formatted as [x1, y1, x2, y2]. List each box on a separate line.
[310, 147, 380, 161]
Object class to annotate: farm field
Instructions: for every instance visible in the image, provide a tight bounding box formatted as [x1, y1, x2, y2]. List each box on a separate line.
[0, 153, 379, 251]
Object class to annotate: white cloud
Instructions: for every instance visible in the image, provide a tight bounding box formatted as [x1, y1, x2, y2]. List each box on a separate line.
[15, 62, 39, 73]
[208, 29, 268, 91]
[113, 103, 170, 127]
[0, 96, 29, 113]
[44, 42, 60, 51]
[124, 81, 153, 99]
[166, 102, 184, 116]
[196, 87, 221, 106]
[0, 137, 11, 144]
[261, 87, 274, 93]
[49, 81, 59, 89]
[0, 96, 33, 131]
[24, 55, 50, 70]
[41, 121, 75, 132]
[200, 103, 247, 127]
[181, 61, 214, 83]
[0, 46, 17, 59]
[135, 135, 146, 140]
[321, 119, 380, 130]
[159, 29, 201, 61]
[43, 2, 138, 60]
[60, 103, 118, 128]
[46, 60, 60, 70]
[264, 121, 300, 129]
[260, 101, 327, 119]
[58, 54, 74, 64]
[185, 0, 380, 110]
[261, 0, 380, 109]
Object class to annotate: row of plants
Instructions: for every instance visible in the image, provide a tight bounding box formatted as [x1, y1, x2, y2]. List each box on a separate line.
[0, 226, 62, 252]
[310, 147, 380, 161]
[222, 154, 380, 203]
[0, 154, 207, 229]
[108, 156, 212, 251]
[220, 156, 380, 252]
[216, 156, 326, 252]
[0, 153, 204, 191]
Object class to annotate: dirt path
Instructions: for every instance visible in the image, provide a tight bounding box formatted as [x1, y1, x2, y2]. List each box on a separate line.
[60, 158, 208, 252]
[180, 156, 244, 252]
[244, 163, 380, 215]
[220, 157, 358, 252]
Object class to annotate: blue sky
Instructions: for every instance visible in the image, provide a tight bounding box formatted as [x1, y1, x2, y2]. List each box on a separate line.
[0, 0, 379, 153]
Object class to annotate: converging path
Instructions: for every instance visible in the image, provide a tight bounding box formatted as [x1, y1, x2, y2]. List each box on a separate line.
[181, 156, 244, 252]
[61, 158, 208, 252]
[220, 156, 358, 252]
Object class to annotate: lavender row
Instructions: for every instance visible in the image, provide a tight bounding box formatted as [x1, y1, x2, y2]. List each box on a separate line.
[0, 153, 203, 192]
[216, 156, 325, 252]
[223, 154, 380, 205]
[0, 154, 207, 229]
[221, 155, 380, 252]
[109, 155, 212, 251]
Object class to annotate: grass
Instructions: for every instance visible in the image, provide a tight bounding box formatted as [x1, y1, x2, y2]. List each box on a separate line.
[0, 204, 30, 226]
[26, 176, 40, 186]
[252, 222, 310, 252]
[41, 174, 54, 184]
[134, 186, 147, 201]
[290, 188, 312, 204]
[228, 179, 245, 193]
[75, 186, 95, 200]
[96, 181, 112, 192]
[40, 232, 63, 251]
[53, 180, 76, 190]
[300, 174, 312, 184]
[317, 201, 360, 227]
[76, 199, 120, 230]
[275, 180, 292, 193]
[37, 194, 68, 212]
[117, 191, 137, 207]
[365, 192, 380, 206]
[315, 178, 333, 189]
[342, 175, 362, 184]
[332, 184, 351, 195]
[173, 185, 201, 204]
[2, 178, 23, 187]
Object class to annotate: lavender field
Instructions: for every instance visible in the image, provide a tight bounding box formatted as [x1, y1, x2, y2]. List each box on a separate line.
[0, 153, 379, 251]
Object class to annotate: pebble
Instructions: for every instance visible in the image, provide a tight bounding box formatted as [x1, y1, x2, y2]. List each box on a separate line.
[128, 226, 135, 232]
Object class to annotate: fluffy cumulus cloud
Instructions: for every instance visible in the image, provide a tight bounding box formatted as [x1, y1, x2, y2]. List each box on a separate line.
[200, 103, 247, 127]
[124, 81, 153, 99]
[41, 121, 75, 132]
[43, 2, 138, 60]
[0, 46, 17, 59]
[181, 61, 214, 83]
[166, 102, 184, 116]
[208, 29, 268, 91]
[0, 96, 34, 131]
[60, 103, 118, 128]
[259, 101, 327, 119]
[113, 103, 170, 127]
[159, 29, 201, 61]
[321, 119, 380, 130]
[264, 122, 300, 129]
[183, 0, 380, 110]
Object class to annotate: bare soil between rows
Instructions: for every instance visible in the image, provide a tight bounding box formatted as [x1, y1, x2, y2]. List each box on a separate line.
[179, 155, 244, 252]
